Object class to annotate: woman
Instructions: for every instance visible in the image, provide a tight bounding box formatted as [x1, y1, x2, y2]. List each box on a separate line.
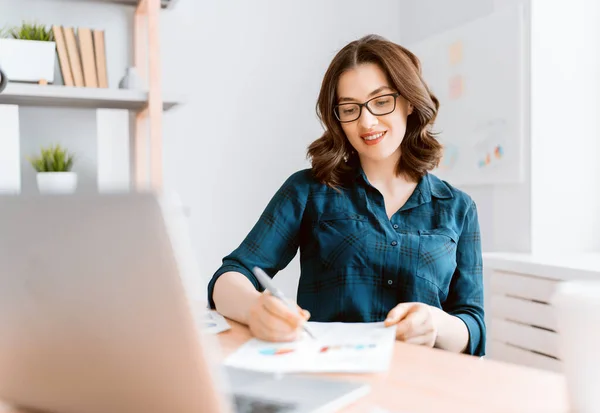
[208, 34, 485, 356]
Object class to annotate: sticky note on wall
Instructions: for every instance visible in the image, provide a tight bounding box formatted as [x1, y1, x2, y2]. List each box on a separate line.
[449, 40, 463, 65]
[449, 75, 464, 99]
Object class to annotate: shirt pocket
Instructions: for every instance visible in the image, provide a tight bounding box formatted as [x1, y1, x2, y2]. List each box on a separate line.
[313, 211, 370, 270]
[416, 227, 458, 299]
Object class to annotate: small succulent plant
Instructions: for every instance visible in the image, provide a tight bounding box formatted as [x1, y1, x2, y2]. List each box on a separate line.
[28, 144, 75, 172]
[4, 21, 54, 42]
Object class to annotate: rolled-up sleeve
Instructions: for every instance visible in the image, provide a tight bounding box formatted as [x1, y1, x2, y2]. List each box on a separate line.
[207, 171, 309, 308]
[444, 200, 486, 356]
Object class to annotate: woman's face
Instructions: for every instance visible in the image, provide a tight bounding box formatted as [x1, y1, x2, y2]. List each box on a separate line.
[336, 63, 412, 164]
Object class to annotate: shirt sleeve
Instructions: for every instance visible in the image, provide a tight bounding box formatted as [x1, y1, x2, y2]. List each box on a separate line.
[207, 171, 309, 308]
[444, 199, 486, 356]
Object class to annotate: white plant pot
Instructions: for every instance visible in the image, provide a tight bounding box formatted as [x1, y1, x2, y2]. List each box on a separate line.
[0, 38, 56, 83]
[36, 172, 77, 194]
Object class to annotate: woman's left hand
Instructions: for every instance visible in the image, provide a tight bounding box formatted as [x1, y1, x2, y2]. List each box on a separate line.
[384, 302, 438, 347]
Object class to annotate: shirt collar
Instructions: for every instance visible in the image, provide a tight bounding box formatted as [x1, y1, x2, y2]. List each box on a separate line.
[355, 166, 453, 210]
[354, 164, 368, 183]
[399, 173, 453, 211]
[426, 173, 454, 200]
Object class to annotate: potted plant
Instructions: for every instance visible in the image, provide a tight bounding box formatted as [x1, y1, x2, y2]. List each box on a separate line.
[28, 144, 77, 194]
[0, 21, 56, 84]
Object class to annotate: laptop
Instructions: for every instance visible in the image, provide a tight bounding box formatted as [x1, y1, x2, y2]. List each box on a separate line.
[0, 193, 370, 413]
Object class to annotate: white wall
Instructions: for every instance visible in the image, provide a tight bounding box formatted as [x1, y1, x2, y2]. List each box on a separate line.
[530, 0, 600, 254]
[399, 0, 532, 254]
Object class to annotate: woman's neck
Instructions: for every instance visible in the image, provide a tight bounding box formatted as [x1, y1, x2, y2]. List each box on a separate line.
[360, 150, 413, 189]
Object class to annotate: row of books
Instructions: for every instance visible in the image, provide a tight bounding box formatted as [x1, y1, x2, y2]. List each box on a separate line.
[52, 25, 108, 88]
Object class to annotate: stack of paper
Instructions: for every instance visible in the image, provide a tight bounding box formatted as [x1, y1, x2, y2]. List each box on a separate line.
[224, 322, 396, 373]
[197, 309, 231, 335]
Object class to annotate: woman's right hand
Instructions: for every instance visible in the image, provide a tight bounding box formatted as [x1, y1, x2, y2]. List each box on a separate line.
[247, 291, 310, 342]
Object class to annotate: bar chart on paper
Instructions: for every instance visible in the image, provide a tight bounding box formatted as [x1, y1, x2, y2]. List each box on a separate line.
[224, 322, 396, 373]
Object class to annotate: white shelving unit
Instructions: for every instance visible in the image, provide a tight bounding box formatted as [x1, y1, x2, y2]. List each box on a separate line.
[0, 0, 180, 193]
[0, 83, 182, 111]
[74, 0, 178, 9]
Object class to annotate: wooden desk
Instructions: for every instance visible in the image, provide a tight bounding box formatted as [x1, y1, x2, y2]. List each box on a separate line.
[0, 320, 571, 413]
[219, 320, 570, 413]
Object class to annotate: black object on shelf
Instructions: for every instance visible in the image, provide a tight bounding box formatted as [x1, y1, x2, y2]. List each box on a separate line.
[0, 67, 7, 93]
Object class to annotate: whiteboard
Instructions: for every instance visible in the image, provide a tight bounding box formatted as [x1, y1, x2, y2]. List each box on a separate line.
[408, 6, 526, 186]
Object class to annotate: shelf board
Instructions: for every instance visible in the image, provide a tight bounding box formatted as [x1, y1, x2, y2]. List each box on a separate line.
[71, 0, 178, 9]
[0, 83, 182, 111]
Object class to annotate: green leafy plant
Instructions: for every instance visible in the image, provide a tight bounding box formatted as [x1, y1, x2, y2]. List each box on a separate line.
[28, 144, 75, 173]
[6, 21, 54, 42]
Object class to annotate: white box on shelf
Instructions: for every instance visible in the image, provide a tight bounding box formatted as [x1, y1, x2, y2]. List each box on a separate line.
[97, 109, 131, 192]
[0, 38, 56, 84]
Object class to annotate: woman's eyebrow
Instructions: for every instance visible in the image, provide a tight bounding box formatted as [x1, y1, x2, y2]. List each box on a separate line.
[338, 86, 394, 103]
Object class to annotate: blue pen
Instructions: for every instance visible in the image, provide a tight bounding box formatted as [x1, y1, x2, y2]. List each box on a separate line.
[252, 266, 317, 340]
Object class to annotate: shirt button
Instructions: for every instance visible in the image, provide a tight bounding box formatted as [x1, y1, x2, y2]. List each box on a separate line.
[393, 224, 399, 229]
[387, 280, 393, 285]
[391, 241, 397, 246]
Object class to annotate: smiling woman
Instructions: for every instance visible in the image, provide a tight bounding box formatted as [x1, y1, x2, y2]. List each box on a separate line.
[208, 35, 486, 358]
[310, 36, 442, 187]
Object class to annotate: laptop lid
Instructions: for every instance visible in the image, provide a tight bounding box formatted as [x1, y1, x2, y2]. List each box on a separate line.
[0, 193, 233, 413]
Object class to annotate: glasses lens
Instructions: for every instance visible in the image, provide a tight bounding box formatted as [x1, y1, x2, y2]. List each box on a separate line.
[336, 104, 361, 122]
[367, 95, 396, 115]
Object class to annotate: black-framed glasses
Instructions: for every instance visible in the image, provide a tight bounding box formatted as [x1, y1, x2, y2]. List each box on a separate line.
[333, 93, 400, 123]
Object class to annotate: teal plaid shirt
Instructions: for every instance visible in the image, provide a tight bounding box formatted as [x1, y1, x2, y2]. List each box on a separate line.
[208, 168, 485, 356]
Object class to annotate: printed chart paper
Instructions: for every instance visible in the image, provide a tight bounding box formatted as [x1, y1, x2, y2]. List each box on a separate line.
[224, 322, 396, 373]
[197, 309, 231, 335]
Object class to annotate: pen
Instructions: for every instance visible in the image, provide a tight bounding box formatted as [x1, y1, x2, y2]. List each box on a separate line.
[252, 266, 317, 340]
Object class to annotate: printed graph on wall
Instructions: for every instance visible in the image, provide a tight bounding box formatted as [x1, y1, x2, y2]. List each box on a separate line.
[408, 5, 526, 186]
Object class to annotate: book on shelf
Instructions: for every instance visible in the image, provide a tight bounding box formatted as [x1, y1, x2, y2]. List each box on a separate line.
[93, 30, 109, 88]
[52, 25, 74, 87]
[53, 25, 109, 89]
[78, 27, 98, 88]
[62, 27, 85, 87]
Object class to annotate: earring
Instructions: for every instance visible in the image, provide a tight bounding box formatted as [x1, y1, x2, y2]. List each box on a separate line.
[343, 149, 355, 163]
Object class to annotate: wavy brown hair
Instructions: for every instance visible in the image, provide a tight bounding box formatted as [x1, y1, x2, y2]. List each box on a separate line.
[307, 34, 442, 187]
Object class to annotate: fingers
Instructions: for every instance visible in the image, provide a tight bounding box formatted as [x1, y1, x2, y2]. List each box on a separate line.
[297, 304, 311, 321]
[384, 303, 415, 327]
[262, 308, 300, 334]
[262, 294, 304, 328]
[394, 307, 429, 340]
[252, 314, 301, 342]
[404, 333, 436, 347]
[248, 293, 311, 342]
[387, 304, 436, 347]
[251, 324, 299, 342]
